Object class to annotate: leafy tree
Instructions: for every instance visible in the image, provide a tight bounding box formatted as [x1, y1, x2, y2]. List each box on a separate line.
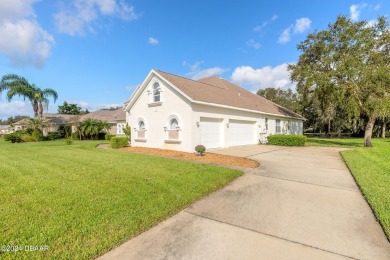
[57, 102, 89, 115]
[289, 16, 390, 147]
[123, 123, 131, 139]
[79, 119, 111, 140]
[0, 74, 58, 117]
[257, 87, 301, 113]
[58, 101, 83, 115]
[26, 117, 50, 141]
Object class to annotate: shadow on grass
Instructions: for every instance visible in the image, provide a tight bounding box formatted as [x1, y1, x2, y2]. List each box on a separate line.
[306, 138, 362, 147]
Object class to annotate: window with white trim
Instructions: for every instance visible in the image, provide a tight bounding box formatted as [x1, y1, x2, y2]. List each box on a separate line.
[153, 82, 160, 102]
[275, 119, 281, 134]
[265, 118, 268, 131]
[138, 120, 146, 139]
[168, 118, 179, 139]
[117, 123, 124, 135]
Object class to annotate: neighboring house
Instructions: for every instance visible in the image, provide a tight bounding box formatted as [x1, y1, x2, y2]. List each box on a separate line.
[73, 109, 126, 136]
[0, 125, 13, 135]
[125, 69, 304, 152]
[13, 114, 74, 135]
[11, 109, 126, 136]
[13, 118, 29, 131]
[43, 114, 75, 135]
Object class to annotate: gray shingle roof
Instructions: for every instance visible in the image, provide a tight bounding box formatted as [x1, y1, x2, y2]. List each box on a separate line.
[79, 109, 125, 122]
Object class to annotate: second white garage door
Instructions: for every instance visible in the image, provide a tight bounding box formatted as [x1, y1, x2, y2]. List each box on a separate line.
[200, 118, 222, 149]
[228, 120, 256, 146]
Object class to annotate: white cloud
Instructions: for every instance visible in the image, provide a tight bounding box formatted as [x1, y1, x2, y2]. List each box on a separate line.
[0, 0, 54, 67]
[0, 101, 33, 119]
[148, 37, 159, 45]
[184, 61, 228, 80]
[278, 27, 292, 43]
[231, 63, 295, 91]
[189, 67, 228, 80]
[278, 17, 311, 44]
[253, 14, 278, 32]
[246, 39, 261, 49]
[350, 3, 367, 21]
[294, 18, 311, 33]
[54, 0, 139, 36]
[68, 100, 123, 111]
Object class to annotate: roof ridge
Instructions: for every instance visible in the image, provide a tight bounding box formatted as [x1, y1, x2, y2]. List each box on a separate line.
[155, 69, 225, 90]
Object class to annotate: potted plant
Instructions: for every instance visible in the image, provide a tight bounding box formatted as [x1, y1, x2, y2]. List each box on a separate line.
[195, 145, 206, 156]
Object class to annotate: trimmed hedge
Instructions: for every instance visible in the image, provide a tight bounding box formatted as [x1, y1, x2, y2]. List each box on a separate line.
[267, 135, 307, 146]
[47, 131, 61, 140]
[105, 134, 115, 141]
[21, 134, 36, 142]
[110, 136, 129, 149]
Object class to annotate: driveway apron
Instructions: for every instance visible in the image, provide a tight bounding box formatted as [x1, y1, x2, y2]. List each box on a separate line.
[99, 145, 390, 260]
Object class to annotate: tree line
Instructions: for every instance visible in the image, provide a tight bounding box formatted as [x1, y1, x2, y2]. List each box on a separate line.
[258, 15, 390, 147]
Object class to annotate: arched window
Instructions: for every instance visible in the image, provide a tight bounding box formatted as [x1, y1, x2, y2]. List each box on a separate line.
[138, 120, 146, 139]
[170, 118, 178, 129]
[139, 120, 145, 130]
[166, 115, 180, 140]
[153, 82, 160, 102]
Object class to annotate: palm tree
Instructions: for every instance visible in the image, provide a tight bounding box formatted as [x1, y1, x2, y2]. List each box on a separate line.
[80, 119, 111, 139]
[0, 74, 58, 117]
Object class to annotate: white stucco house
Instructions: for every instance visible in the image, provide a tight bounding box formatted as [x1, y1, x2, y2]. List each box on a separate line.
[124, 69, 304, 152]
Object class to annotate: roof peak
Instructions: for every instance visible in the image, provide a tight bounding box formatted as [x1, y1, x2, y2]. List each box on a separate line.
[155, 69, 226, 90]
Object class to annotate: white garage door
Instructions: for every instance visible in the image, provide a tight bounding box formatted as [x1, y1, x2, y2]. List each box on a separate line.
[228, 120, 255, 146]
[200, 118, 222, 149]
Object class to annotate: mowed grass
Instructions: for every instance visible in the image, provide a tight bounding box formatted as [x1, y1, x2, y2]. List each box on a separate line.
[306, 137, 390, 239]
[0, 139, 242, 259]
[305, 137, 363, 147]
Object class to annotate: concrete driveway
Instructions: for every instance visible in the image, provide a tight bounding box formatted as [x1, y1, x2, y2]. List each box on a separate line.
[99, 145, 390, 260]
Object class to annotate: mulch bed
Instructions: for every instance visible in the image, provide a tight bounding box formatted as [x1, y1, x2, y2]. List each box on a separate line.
[121, 147, 259, 168]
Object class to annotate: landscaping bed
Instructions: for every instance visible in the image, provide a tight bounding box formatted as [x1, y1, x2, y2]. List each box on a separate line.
[121, 147, 260, 168]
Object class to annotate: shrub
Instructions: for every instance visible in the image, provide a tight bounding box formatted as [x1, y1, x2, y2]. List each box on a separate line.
[21, 134, 36, 142]
[47, 131, 61, 140]
[3, 134, 12, 142]
[71, 132, 80, 140]
[267, 135, 307, 146]
[32, 130, 44, 142]
[65, 138, 73, 145]
[4, 133, 23, 143]
[58, 125, 72, 138]
[195, 145, 206, 156]
[105, 134, 115, 141]
[110, 136, 129, 149]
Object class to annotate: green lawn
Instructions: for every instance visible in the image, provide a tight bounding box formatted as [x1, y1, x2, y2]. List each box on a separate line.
[305, 137, 363, 147]
[306, 137, 390, 239]
[0, 139, 242, 259]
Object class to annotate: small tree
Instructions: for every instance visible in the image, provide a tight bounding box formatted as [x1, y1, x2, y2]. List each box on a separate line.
[26, 117, 50, 141]
[123, 123, 131, 140]
[79, 119, 111, 140]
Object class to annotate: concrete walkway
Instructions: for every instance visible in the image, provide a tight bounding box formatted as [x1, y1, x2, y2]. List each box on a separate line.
[99, 145, 390, 260]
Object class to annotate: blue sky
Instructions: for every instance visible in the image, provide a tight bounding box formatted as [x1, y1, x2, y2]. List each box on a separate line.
[0, 0, 388, 119]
